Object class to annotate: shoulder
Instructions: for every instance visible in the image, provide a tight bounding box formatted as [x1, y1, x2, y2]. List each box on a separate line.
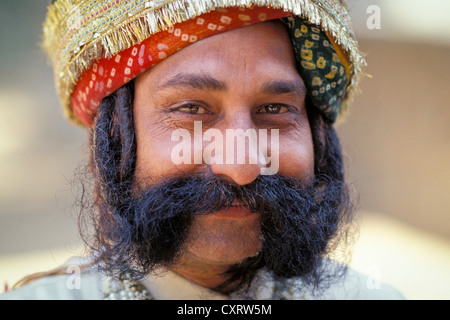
[294, 264, 405, 300]
[0, 257, 107, 300]
[317, 267, 404, 300]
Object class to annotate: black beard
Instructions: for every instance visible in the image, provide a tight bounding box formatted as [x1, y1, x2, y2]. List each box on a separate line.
[88, 171, 354, 292]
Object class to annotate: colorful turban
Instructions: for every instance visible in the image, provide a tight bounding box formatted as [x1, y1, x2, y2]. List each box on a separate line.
[42, 0, 365, 127]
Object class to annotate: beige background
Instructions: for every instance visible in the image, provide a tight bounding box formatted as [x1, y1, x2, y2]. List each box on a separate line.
[337, 38, 450, 239]
[0, 0, 449, 299]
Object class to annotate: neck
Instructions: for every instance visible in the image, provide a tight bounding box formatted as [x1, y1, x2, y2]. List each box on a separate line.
[170, 251, 238, 293]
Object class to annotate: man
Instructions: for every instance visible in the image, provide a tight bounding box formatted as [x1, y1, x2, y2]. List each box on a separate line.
[2, 0, 403, 299]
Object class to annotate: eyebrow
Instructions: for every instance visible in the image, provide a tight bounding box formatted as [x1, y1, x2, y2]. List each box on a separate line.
[260, 79, 306, 97]
[157, 72, 306, 97]
[157, 73, 227, 91]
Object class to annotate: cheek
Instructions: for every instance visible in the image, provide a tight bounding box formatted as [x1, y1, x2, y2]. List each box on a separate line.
[276, 129, 315, 180]
[135, 122, 170, 179]
[134, 116, 201, 180]
[134, 111, 177, 180]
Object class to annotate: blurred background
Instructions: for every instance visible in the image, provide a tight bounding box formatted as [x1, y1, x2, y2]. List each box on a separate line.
[0, 0, 449, 299]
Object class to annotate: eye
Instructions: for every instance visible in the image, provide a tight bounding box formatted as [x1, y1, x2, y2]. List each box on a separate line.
[257, 104, 290, 114]
[176, 104, 209, 114]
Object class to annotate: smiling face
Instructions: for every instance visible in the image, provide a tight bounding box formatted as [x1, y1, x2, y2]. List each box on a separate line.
[132, 21, 315, 284]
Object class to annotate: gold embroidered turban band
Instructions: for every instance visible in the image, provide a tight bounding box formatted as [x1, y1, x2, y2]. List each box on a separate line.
[42, 0, 365, 127]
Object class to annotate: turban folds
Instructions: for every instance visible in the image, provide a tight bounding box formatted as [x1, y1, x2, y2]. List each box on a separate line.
[42, 0, 365, 126]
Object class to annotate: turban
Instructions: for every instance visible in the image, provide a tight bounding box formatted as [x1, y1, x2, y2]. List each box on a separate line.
[42, 0, 365, 127]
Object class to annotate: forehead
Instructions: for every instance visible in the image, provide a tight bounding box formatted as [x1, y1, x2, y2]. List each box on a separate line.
[136, 20, 300, 87]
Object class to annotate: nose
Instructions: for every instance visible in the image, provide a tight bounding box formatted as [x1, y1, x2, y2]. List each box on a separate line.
[209, 160, 263, 186]
[206, 115, 268, 186]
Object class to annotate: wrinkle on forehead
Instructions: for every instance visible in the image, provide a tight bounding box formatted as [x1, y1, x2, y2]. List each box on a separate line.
[193, 20, 296, 67]
[137, 20, 296, 81]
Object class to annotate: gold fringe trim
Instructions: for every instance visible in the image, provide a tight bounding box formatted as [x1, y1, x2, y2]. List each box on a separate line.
[42, 0, 366, 126]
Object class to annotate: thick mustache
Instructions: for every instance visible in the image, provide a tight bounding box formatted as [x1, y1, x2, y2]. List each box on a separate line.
[131, 173, 313, 218]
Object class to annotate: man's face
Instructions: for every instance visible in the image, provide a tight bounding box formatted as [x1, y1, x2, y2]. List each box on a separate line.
[133, 22, 314, 268]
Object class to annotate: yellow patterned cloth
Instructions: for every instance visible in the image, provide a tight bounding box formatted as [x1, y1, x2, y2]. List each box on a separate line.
[42, 0, 365, 126]
[283, 16, 349, 122]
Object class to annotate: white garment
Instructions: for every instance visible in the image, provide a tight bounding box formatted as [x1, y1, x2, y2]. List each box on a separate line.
[0, 256, 404, 300]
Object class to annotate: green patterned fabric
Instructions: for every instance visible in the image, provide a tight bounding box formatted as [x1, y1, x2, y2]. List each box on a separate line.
[283, 17, 348, 123]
